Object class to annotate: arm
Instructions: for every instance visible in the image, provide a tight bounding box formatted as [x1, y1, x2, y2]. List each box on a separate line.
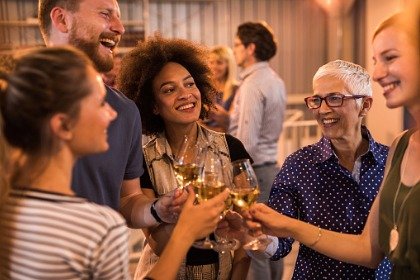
[146, 187, 230, 280]
[231, 247, 251, 280]
[94, 220, 130, 279]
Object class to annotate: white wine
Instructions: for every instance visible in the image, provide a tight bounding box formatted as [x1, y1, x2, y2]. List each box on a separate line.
[173, 163, 203, 188]
[230, 188, 260, 210]
[195, 183, 226, 202]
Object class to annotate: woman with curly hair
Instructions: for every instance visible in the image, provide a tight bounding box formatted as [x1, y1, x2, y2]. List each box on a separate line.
[118, 36, 251, 280]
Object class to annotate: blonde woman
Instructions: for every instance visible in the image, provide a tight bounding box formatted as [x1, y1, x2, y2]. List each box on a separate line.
[205, 46, 239, 132]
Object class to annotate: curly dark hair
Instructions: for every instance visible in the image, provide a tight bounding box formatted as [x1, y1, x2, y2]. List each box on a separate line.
[118, 36, 217, 135]
[237, 21, 277, 61]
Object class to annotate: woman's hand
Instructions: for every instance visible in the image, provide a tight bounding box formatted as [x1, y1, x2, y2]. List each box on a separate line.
[247, 203, 294, 237]
[174, 186, 230, 244]
[155, 187, 189, 223]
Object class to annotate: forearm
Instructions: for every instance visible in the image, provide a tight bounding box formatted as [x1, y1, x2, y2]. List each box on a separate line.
[146, 223, 193, 280]
[231, 248, 250, 280]
[288, 218, 382, 268]
[120, 193, 158, 228]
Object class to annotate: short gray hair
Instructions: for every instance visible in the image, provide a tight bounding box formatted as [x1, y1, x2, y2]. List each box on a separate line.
[313, 60, 372, 97]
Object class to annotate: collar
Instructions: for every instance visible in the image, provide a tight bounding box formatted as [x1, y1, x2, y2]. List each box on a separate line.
[314, 126, 383, 165]
[239, 61, 270, 80]
[149, 123, 210, 161]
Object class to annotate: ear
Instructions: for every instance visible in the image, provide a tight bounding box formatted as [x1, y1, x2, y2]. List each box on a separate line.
[246, 43, 256, 56]
[50, 6, 70, 33]
[153, 105, 159, 115]
[50, 113, 74, 141]
[359, 96, 373, 117]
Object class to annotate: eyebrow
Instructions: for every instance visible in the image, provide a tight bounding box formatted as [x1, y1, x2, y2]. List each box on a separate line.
[312, 92, 342, 97]
[159, 75, 193, 89]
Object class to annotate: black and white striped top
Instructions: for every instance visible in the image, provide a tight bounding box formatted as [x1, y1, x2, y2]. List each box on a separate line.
[0, 189, 130, 279]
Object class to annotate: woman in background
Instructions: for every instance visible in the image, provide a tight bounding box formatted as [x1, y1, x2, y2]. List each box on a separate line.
[204, 46, 239, 132]
[247, 6, 420, 279]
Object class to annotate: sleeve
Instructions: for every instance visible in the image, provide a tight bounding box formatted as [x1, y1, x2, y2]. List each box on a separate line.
[234, 84, 264, 159]
[93, 222, 130, 279]
[225, 133, 253, 164]
[267, 156, 300, 261]
[124, 99, 144, 180]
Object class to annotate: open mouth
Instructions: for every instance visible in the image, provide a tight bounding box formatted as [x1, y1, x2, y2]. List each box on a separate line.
[99, 38, 117, 53]
[322, 118, 338, 125]
[176, 103, 195, 111]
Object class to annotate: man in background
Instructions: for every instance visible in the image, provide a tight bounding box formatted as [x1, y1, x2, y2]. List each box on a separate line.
[229, 21, 287, 280]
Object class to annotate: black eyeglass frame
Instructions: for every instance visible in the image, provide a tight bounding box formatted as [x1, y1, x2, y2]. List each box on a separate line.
[304, 93, 366, 109]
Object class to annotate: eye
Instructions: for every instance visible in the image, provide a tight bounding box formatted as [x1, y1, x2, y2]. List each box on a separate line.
[100, 11, 110, 19]
[384, 55, 398, 62]
[161, 86, 175, 94]
[328, 95, 342, 102]
[185, 82, 196, 88]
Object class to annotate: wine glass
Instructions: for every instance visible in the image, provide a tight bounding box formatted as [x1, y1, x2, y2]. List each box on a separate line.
[212, 162, 240, 253]
[192, 145, 223, 249]
[173, 135, 205, 190]
[230, 159, 271, 251]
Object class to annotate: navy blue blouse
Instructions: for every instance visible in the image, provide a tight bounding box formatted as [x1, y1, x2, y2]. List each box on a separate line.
[268, 127, 392, 279]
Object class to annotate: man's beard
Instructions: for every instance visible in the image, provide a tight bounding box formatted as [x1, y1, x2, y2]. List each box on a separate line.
[68, 32, 114, 73]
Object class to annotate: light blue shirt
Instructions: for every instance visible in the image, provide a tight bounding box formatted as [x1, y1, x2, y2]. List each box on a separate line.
[228, 62, 286, 166]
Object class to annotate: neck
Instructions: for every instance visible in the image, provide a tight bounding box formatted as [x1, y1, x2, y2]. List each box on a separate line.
[18, 148, 76, 196]
[331, 131, 366, 172]
[166, 123, 198, 156]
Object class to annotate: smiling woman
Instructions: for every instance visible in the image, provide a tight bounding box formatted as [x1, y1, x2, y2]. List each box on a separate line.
[118, 35, 253, 280]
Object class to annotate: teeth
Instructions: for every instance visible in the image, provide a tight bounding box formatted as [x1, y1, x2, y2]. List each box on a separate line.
[383, 82, 397, 92]
[99, 38, 116, 48]
[177, 103, 194, 110]
[323, 118, 338, 124]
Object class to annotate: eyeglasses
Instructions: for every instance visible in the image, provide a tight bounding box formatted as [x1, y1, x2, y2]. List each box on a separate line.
[304, 93, 365, 109]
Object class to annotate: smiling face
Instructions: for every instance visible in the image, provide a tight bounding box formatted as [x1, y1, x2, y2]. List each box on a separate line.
[69, 66, 117, 155]
[312, 76, 368, 143]
[372, 26, 420, 110]
[67, 0, 125, 72]
[152, 62, 202, 131]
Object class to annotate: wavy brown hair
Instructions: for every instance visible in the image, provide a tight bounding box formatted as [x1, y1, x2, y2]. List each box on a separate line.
[118, 35, 217, 135]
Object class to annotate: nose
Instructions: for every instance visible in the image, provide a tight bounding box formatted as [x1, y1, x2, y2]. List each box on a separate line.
[110, 16, 125, 35]
[178, 87, 192, 100]
[107, 103, 118, 121]
[372, 61, 387, 82]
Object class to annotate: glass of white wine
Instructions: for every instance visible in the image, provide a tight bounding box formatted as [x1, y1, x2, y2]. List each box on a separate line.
[230, 159, 271, 251]
[173, 135, 205, 190]
[193, 145, 223, 249]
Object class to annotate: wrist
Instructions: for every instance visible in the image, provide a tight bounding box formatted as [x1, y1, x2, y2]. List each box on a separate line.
[150, 199, 164, 224]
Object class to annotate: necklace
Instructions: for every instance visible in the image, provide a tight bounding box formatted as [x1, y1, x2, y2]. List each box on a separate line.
[389, 142, 415, 253]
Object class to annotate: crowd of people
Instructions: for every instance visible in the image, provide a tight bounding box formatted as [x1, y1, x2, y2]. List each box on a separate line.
[0, 0, 418, 279]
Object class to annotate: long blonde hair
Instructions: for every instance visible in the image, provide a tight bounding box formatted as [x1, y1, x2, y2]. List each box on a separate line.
[210, 46, 238, 102]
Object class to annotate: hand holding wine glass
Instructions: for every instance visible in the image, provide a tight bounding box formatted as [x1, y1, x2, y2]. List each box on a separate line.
[230, 159, 271, 251]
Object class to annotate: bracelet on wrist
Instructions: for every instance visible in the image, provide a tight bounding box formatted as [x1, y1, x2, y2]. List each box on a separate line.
[150, 199, 164, 224]
[308, 226, 322, 247]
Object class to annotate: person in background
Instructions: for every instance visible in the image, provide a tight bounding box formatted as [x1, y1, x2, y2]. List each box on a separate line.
[247, 6, 420, 279]
[229, 21, 286, 280]
[253, 60, 392, 279]
[118, 35, 251, 280]
[38, 0, 183, 228]
[203, 45, 239, 132]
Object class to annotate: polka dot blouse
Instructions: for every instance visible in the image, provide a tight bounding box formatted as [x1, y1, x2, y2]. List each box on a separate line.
[268, 127, 392, 279]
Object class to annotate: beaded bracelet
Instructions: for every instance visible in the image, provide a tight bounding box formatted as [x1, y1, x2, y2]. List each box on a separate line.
[308, 226, 322, 247]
